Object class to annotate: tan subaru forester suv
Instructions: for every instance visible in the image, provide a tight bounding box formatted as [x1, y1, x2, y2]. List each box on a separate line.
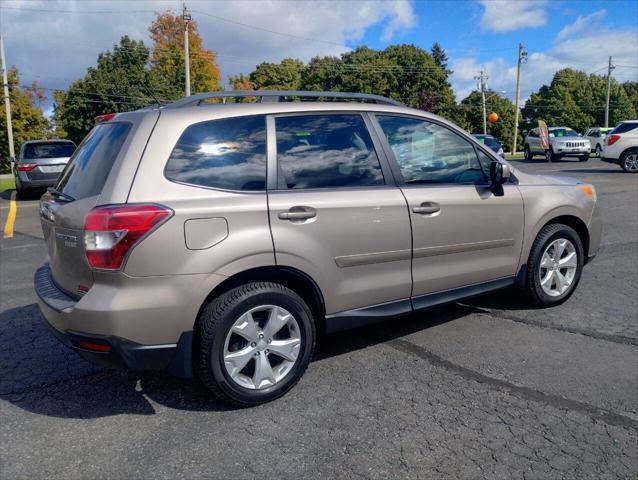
[35, 91, 602, 405]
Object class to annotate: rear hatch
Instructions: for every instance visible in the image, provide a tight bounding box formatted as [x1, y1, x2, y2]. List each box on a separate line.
[21, 141, 76, 180]
[40, 121, 132, 297]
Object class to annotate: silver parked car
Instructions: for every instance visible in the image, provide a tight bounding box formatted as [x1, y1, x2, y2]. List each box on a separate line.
[34, 91, 602, 405]
[524, 127, 590, 162]
[14, 139, 76, 197]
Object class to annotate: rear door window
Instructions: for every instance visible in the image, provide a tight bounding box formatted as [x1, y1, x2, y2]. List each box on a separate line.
[56, 122, 131, 200]
[275, 114, 384, 189]
[165, 115, 267, 191]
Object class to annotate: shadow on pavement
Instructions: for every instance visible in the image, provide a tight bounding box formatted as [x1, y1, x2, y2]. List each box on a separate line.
[0, 289, 527, 418]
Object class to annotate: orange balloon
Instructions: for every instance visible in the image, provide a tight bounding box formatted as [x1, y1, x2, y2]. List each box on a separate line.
[488, 112, 499, 123]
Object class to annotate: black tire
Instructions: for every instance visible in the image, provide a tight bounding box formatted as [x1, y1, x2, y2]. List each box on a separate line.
[523, 224, 584, 307]
[15, 187, 26, 200]
[619, 148, 638, 173]
[579, 153, 589, 162]
[524, 145, 533, 161]
[595, 144, 602, 157]
[545, 148, 553, 163]
[196, 282, 316, 406]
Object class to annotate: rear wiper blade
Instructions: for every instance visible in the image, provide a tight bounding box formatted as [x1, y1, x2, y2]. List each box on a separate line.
[47, 187, 75, 203]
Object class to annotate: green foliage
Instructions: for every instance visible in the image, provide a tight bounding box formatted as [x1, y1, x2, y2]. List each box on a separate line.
[431, 42, 452, 75]
[522, 68, 637, 133]
[246, 44, 458, 121]
[459, 90, 518, 150]
[53, 36, 157, 144]
[249, 58, 304, 90]
[0, 67, 49, 161]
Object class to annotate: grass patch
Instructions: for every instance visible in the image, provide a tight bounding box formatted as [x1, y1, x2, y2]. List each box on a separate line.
[0, 177, 15, 192]
[504, 152, 525, 161]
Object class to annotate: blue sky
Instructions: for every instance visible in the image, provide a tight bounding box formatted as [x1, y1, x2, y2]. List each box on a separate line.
[1, 0, 637, 113]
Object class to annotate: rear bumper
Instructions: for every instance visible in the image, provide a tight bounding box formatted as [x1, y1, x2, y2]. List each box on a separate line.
[34, 264, 193, 377]
[15, 171, 61, 189]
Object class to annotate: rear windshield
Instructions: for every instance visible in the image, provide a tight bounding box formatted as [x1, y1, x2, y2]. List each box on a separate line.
[24, 142, 75, 159]
[56, 123, 131, 200]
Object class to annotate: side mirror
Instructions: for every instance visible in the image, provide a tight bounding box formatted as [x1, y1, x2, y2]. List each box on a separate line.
[490, 161, 510, 186]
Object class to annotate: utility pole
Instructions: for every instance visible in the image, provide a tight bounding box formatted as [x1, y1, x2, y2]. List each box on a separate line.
[512, 43, 526, 155]
[183, 3, 191, 97]
[474, 70, 488, 135]
[0, 34, 15, 173]
[604, 56, 615, 128]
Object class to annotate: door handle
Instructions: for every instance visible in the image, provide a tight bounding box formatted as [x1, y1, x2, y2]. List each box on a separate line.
[278, 206, 316, 221]
[412, 202, 440, 215]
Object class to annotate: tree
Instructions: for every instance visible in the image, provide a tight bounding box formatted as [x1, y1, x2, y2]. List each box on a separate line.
[459, 90, 517, 150]
[521, 68, 636, 133]
[54, 36, 157, 144]
[249, 58, 304, 90]
[228, 74, 254, 91]
[0, 67, 48, 161]
[149, 11, 221, 98]
[431, 42, 452, 75]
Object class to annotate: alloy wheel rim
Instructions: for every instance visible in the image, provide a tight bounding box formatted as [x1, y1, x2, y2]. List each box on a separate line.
[223, 305, 301, 390]
[539, 238, 578, 297]
[624, 153, 638, 171]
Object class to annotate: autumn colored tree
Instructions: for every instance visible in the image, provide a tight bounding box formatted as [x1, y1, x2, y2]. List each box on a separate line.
[228, 74, 254, 91]
[0, 67, 48, 164]
[149, 11, 221, 98]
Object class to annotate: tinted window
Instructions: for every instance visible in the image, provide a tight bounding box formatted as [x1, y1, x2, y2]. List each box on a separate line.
[549, 128, 578, 137]
[611, 122, 638, 134]
[56, 123, 130, 200]
[377, 115, 486, 185]
[528, 130, 538, 138]
[275, 114, 384, 189]
[166, 115, 266, 191]
[23, 142, 75, 159]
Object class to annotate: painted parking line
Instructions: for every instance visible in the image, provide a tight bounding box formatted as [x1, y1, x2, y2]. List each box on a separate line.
[3, 190, 17, 238]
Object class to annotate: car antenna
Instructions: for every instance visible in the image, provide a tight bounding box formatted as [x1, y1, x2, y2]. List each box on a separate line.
[141, 80, 162, 108]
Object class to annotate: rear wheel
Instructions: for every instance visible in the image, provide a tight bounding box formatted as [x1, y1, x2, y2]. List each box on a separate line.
[524, 145, 533, 161]
[196, 282, 316, 406]
[620, 148, 638, 173]
[524, 224, 584, 307]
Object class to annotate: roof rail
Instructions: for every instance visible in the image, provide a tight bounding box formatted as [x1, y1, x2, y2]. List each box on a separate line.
[163, 90, 404, 108]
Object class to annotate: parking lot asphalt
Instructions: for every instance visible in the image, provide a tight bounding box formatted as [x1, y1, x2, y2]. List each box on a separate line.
[0, 158, 636, 479]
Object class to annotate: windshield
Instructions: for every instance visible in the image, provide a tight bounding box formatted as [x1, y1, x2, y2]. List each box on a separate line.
[23, 142, 75, 159]
[56, 123, 131, 200]
[549, 128, 578, 138]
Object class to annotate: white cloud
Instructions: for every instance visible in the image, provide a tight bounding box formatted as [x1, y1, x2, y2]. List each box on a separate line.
[450, 21, 638, 102]
[478, 0, 548, 33]
[556, 9, 606, 40]
[0, 0, 416, 94]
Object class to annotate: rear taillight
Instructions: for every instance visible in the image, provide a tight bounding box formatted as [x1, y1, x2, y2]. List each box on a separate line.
[607, 134, 621, 146]
[16, 163, 38, 172]
[83, 204, 172, 270]
[95, 112, 117, 124]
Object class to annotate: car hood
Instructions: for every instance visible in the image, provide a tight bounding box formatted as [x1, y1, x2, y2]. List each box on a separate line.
[550, 136, 585, 142]
[511, 167, 581, 186]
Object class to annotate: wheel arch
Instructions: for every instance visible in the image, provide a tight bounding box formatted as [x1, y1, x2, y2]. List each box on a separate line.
[524, 213, 590, 266]
[195, 266, 327, 335]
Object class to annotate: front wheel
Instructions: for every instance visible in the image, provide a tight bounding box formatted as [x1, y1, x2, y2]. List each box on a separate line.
[523, 224, 584, 307]
[196, 282, 316, 406]
[595, 144, 602, 157]
[620, 148, 638, 173]
[545, 149, 553, 163]
[579, 153, 589, 162]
